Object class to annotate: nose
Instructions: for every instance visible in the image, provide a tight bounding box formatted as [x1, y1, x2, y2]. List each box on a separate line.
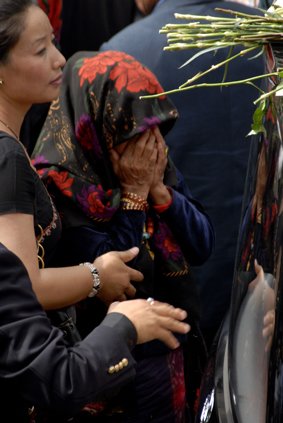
[53, 47, 66, 69]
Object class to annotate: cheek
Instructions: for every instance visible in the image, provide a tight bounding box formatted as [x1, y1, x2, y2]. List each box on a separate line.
[3, 54, 57, 103]
[25, 65, 48, 85]
[13, 67, 57, 103]
[8, 65, 41, 91]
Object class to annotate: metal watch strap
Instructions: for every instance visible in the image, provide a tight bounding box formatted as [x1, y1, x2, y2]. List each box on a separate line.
[80, 262, 101, 298]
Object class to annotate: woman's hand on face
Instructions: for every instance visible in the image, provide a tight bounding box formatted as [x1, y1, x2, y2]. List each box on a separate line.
[108, 299, 190, 349]
[94, 247, 143, 306]
[149, 127, 171, 204]
[109, 130, 157, 198]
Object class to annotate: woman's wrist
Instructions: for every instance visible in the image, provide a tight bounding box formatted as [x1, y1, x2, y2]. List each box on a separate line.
[151, 185, 173, 213]
[79, 262, 101, 298]
[150, 183, 171, 203]
[120, 184, 149, 199]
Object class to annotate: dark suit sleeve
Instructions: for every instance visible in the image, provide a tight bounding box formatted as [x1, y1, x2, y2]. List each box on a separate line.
[0, 244, 137, 415]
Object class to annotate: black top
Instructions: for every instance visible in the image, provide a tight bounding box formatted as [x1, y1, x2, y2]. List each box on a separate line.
[0, 135, 138, 420]
[0, 132, 61, 264]
[0, 243, 137, 421]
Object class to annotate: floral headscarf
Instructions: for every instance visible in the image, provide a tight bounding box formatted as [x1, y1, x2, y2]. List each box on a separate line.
[32, 51, 178, 223]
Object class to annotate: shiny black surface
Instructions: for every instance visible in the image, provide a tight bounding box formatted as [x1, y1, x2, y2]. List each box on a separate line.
[196, 45, 283, 423]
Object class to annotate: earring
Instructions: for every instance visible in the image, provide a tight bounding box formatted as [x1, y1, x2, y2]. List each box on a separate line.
[0, 80, 3, 85]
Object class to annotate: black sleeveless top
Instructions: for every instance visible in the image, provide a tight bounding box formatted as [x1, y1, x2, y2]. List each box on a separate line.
[0, 132, 61, 265]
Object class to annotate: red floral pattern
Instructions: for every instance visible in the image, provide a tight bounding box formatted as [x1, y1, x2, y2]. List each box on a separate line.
[75, 114, 102, 158]
[48, 170, 73, 197]
[168, 348, 186, 421]
[153, 221, 182, 260]
[78, 51, 133, 86]
[109, 60, 164, 95]
[78, 51, 165, 97]
[76, 185, 116, 221]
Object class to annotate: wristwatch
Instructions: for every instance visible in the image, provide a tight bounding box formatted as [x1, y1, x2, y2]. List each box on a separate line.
[80, 262, 101, 298]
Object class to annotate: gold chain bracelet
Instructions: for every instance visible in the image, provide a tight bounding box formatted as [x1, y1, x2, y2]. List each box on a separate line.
[120, 191, 149, 211]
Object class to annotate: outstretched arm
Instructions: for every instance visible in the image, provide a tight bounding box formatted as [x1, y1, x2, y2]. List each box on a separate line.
[0, 244, 189, 416]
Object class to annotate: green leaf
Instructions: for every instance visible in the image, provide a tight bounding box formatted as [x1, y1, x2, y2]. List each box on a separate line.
[178, 45, 227, 68]
[248, 99, 267, 136]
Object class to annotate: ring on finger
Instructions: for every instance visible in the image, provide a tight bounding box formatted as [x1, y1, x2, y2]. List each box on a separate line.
[147, 297, 155, 306]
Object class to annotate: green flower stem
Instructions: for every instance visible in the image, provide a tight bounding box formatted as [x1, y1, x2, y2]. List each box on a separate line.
[164, 42, 253, 50]
[173, 9, 265, 20]
[179, 46, 257, 88]
[139, 72, 279, 100]
[255, 84, 283, 103]
[162, 20, 283, 29]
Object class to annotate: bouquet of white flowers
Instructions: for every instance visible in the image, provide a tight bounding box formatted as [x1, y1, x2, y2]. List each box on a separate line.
[141, 0, 283, 135]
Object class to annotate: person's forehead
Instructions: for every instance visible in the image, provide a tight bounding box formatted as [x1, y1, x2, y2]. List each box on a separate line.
[15, 5, 51, 48]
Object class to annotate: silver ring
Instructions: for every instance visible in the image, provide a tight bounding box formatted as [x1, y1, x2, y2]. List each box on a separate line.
[147, 297, 155, 305]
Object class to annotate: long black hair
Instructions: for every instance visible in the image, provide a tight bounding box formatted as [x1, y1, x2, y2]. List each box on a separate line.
[0, 0, 36, 63]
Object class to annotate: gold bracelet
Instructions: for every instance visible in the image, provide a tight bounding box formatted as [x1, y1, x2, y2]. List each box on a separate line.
[120, 199, 149, 211]
[122, 191, 147, 201]
[120, 191, 149, 211]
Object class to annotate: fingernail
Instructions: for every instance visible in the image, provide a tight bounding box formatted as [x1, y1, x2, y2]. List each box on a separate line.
[173, 341, 180, 349]
[130, 246, 139, 255]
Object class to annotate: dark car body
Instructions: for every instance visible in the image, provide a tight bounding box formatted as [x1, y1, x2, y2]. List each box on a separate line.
[196, 45, 283, 423]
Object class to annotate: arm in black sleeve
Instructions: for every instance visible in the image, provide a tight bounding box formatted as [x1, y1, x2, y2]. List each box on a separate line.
[0, 243, 137, 415]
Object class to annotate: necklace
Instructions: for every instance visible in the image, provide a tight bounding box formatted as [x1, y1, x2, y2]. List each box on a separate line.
[0, 116, 30, 162]
[0, 118, 19, 140]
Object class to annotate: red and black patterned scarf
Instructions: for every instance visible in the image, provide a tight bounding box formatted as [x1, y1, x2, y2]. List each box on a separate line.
[32, 51, 191, 278]
[32, 51, 178, 220]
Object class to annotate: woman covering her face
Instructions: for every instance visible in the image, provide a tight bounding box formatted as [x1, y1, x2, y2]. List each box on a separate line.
[32, 50, 214, 422]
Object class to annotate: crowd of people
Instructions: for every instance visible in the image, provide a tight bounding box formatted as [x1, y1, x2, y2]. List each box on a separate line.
[0, 0, 267, 422]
